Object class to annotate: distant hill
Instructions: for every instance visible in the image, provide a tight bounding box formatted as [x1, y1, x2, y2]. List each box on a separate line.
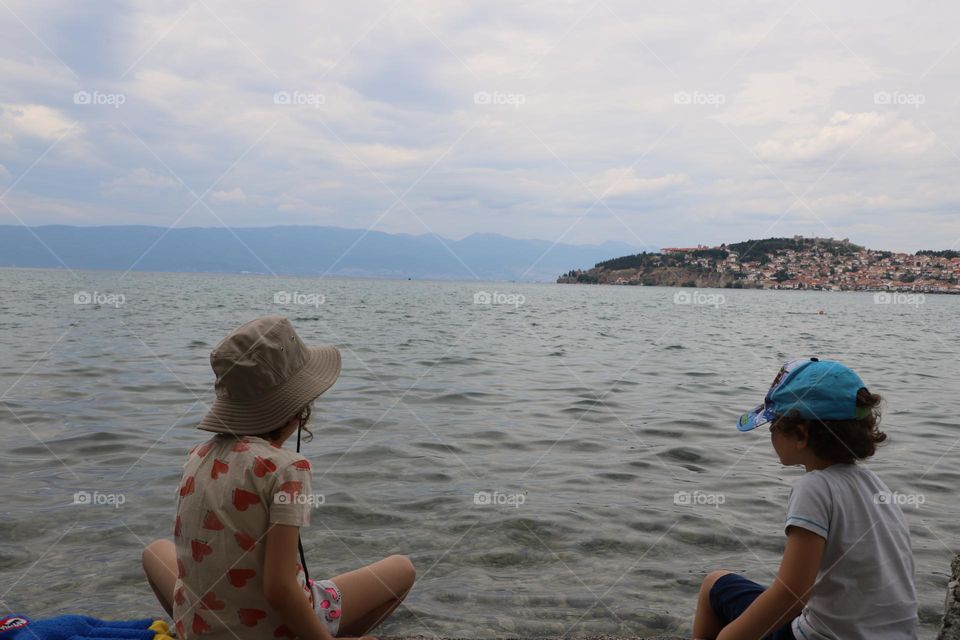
[559, 236, 960, 293]
[0, 225, 641, 282]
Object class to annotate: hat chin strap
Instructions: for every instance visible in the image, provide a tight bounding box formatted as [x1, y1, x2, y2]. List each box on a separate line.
[296, 423, 311, 586]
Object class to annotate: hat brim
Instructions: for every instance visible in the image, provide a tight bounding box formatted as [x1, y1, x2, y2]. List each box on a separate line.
[197, 345, 341, 435]
[737, 403, 773, 432]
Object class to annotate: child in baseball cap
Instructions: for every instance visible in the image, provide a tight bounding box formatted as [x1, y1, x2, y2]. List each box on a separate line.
[692, 357, 918, 640]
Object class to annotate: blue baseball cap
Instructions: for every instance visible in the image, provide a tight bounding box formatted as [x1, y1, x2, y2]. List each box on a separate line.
[737, 357, 867, 432]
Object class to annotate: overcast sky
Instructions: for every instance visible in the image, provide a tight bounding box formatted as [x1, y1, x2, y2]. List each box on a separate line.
[1, 0, 958, 253]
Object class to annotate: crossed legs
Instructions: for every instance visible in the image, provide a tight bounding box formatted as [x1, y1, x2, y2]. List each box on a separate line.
[140, 539, 415, 637]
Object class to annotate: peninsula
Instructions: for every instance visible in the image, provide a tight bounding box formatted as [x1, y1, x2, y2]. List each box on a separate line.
[558, 236, 960, 293]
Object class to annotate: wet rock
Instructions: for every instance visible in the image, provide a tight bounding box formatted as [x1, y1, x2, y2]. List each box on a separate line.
[939, 555, 960, 640]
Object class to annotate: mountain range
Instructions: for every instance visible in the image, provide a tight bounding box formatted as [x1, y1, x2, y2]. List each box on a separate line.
[0, 225, 641, 282]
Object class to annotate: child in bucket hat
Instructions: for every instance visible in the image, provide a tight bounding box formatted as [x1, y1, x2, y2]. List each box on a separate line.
[141, 316, 415, 640]
[692, 357, 918, 640]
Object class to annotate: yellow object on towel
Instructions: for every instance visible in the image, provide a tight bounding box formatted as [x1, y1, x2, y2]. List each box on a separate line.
[148, 620, 172, 639]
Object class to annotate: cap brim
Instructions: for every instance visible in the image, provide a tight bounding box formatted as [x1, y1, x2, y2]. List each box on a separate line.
[737, 404, 773, 432]
[197, 344, 341, 435]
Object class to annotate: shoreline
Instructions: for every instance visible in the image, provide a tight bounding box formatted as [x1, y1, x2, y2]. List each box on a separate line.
[556, 280, 960, 295]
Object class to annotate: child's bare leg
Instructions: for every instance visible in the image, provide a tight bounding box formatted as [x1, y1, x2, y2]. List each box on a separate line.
[692, 570, 730, 639]
[141, 539, 178, 617]
[330, 554, 416, 636]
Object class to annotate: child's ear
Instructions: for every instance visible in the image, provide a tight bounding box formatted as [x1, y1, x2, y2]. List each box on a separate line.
[794, 422, 810, 448]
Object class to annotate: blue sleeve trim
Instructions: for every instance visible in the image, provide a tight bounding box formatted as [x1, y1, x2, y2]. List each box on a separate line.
[785, 515, 829, 535]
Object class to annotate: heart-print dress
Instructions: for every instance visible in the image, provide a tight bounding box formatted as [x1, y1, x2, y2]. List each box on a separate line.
[172, 434, 337, 639]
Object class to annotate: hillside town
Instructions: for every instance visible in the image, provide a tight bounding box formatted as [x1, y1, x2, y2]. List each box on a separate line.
[559, 236, 960, 293]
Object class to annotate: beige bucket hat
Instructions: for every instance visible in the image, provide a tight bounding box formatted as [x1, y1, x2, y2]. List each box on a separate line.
[197, 315, 341, 434]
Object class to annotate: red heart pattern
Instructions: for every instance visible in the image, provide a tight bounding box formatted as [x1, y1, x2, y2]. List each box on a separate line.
[192, 613, 211, 635]
[253, 456, 276, 477]
[202, 510, 224, 531]
[211, 458, 229, 479]
[234, 531, 256, 551]
[179, 475, 195, 497]
[176, 433, 331, 637]
[191, 539, 213, 562]
[237, 608, 266, 627]
[227, 568, 256, 588]
[200, 591, 225, 611]
[279, 480, 302, 497]
[233, 488, 261, 511]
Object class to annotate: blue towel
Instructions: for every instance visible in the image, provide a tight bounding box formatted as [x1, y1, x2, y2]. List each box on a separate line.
[0, 614, 170, 640]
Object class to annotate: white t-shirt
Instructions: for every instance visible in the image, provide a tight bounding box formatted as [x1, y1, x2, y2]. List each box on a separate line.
[784, 463, 918, 640]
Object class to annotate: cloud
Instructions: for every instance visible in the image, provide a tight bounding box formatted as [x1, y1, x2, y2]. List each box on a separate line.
[103, 167, 179, 190]
[100, 167, 182, 201]
[589, 169, 689, 198]
[754, 111, 942, 164]
[1, 103, 77, 141]
[1, 0, 959, 253]
[211, 187, 246, 203]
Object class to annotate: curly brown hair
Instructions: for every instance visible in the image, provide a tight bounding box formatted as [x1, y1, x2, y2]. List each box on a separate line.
[772, 388, 886, 464]
[261, 403, 314, 443]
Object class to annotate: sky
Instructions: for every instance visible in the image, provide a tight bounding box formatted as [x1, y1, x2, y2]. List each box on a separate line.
[1, 0, 959, 253]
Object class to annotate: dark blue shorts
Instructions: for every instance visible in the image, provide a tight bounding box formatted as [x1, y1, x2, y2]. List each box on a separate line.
[709, 573, 796, 640]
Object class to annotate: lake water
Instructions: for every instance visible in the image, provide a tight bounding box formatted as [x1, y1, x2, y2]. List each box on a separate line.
[0, 267, 957, 638]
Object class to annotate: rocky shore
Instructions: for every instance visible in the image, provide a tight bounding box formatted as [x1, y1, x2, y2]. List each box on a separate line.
[938, 555, 960, 640]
